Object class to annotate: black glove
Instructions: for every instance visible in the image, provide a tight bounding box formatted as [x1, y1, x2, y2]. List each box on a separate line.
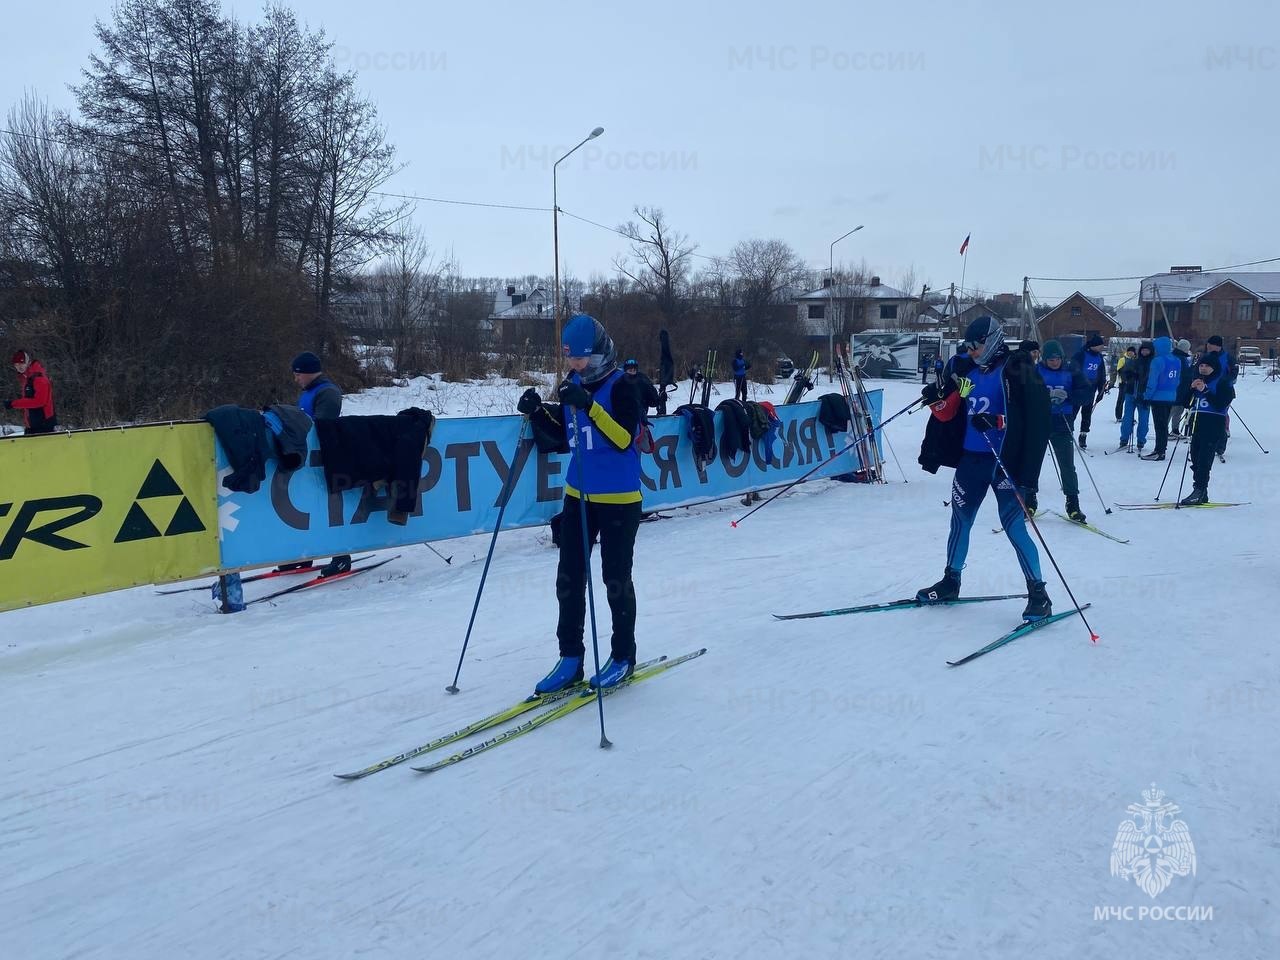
[2, 399, 11, 410]
[557, 380, 592, 410]
[971, 412, 1001, 431]
[516, 388, 542, 415]
[921, 384, 940, 404]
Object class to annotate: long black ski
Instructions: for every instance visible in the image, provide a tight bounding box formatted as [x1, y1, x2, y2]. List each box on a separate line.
[946, 604, 1092, 666]
[1113, 501, 1248, 511]
[248, 555, 401, 605]
[774, 594, 1026, 621]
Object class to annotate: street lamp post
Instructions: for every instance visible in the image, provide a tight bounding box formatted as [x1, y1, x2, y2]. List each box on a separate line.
[553, 126, 604, 360]
[828, 225, 864, 381]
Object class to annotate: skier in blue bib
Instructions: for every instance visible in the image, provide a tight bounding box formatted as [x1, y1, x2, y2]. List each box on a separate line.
[517, 315, 646, 692]
[1036, 340, 1092, 522]
[1071, 335, 1108, 448]
[916, 316, 1053, 621]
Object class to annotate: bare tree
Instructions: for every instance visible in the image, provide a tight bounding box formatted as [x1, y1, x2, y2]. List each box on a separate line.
[369, 225, 441, 376]
[614, 205, 697, 323]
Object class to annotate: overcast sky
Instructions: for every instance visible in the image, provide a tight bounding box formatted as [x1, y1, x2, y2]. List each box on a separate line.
[4, 0, 1277, 305]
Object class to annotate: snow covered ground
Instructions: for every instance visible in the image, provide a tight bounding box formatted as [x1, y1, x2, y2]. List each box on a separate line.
[4, 369, 1278, 959]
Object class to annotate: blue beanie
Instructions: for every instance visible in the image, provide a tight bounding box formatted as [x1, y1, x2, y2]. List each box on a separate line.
[291, 351, 322, 374]
[561, 314, 599, 358]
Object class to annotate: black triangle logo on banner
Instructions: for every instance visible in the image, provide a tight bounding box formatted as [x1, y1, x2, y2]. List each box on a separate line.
[165, 497, 207, 536]
[137, 459, 183, 499]
[115, 502, 164, 543]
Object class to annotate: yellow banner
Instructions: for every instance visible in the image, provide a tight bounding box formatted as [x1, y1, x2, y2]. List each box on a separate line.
[0, 424, 220, 612]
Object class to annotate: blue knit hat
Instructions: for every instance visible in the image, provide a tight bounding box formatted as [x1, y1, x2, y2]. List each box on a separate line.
[1041, 339, 1065, 361]
[291, 351, 322, 374]
[561, 314, 618, 384]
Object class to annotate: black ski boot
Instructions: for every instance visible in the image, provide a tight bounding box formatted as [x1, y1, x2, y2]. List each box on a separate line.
[917, 568, 962, 603]
[1065, 495, 1086, 523]
[1023, 580, 1051, 621]
[1078, 432, 1088, 449]
[1023, 489, 1038, 514]
[1179, 486, 1209, 506]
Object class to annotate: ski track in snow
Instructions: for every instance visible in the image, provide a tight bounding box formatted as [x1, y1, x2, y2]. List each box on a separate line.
[2, 372, 1278, 959]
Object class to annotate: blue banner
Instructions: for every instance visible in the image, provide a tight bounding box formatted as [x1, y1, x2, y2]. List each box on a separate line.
[216, 392, 881, 569]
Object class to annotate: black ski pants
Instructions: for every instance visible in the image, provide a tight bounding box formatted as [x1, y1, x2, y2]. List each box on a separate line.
[1150, 401, 1171, 455]
[556, 495, 641, 663]
[734, 375, 748, 402]
[1079, 399, 1096, 434]
[1190, 415, 1226, 490]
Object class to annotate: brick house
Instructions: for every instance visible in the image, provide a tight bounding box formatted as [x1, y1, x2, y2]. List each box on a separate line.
[1036, 291, 1122, 342]
[1140, 269, 1280, 350]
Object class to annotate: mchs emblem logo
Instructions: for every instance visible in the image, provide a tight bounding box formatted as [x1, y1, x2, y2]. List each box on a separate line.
[1110, 783, 1197, 898]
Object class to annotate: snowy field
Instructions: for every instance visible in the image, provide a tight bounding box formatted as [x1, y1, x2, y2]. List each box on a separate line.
[4, 369, 1278, 959]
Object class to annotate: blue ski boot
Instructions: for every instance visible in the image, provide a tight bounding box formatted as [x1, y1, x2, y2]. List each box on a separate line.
[534, 656, 583, 695]
[589, 658, 635, 690]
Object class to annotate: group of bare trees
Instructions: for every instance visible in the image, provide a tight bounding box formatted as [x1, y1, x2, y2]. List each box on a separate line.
[0, 0, 940, 425]
[0, 0, 401, 424]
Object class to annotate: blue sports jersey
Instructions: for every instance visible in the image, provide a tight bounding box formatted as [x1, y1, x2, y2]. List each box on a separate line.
[963, 364, 1007, 453]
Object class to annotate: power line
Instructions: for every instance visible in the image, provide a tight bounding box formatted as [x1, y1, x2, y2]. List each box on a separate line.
[1028, 255, 1280, 283]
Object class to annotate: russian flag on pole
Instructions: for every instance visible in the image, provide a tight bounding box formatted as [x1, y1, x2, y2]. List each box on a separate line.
[959, 234, 970, 255]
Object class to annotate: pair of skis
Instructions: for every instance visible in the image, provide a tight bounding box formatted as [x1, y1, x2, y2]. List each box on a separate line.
[783, 351, 820, 405]
[335, 648, 706, 779]
[248, 555, 400, 604]
[155, 555, 376, 595]
[774, 594, 1088, 666]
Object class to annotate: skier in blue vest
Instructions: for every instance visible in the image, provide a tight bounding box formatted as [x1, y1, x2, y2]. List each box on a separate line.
[1180, 351, 1235, 505]
[1139, 336, 1180, 461]
[916, 316, 1053, 621]
[517, 315, 645, 692]
[1071, 335, 1108, 448]
[1036, 340, 1091, 521]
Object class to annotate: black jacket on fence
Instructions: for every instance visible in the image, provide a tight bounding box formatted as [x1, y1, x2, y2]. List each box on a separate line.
[314, 408, 436, 522]
[716, 398, 751, 458]
[205, 405, 276, 494]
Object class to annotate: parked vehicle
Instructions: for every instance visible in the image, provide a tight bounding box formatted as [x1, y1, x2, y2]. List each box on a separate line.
[775, 355, 795, 379]
[1238, 346, 1262, 365]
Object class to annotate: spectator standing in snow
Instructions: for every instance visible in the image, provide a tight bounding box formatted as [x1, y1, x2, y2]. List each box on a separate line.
[5, 349, 57, 435]
[282, 351, 349, 577]
[732, 349, 750, 402]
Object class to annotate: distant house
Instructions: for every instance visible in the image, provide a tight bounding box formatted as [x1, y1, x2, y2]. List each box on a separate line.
[794, 276, 919, 340]
[489, 285, 550, 343]
[1140, 268, 1280, 349]
[1036, 291, 1121, 342]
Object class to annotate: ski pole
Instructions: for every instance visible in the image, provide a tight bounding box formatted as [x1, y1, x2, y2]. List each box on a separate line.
[1063, 414, 1111, 515]
[445, 418, 529, 694]
[1173, 408, 1198, 508]
[1153, 432, 1185, 501]
[979, 429, 1099, 643]
[568, 403, 612, 749]
[731, 396, 924, 527]
[423, 542, 453, 565]
[1229, 406, 1269, 454]
[880, 425, 909, 483]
